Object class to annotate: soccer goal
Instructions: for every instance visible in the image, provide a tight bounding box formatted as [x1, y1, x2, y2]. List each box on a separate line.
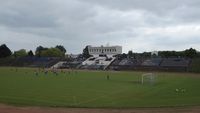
[141, 73, 156, 85]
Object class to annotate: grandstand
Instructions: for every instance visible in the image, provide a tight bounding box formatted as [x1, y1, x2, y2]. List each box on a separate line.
[108, 57, 191, 72]
[52, 60, 82, 69]
[141, 58, 163, 67]
[10, 57, 60, 68]
[109, 58, 142, 70]
[160, 58, 191, 71]
[0, 45, 192, 72]
[80, 45, 122, 70]
[7, 54, 191, 72]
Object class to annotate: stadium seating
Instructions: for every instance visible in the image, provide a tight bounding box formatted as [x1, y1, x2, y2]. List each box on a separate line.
[108, 58, 142, 70]
[52, 60, 82, 69]
[10, 57, 60, 67]
[161, 58, 190, 67]
[159, 58, 191, 71]
[80, 55, 116, 70]
[141, 58, 163, 67]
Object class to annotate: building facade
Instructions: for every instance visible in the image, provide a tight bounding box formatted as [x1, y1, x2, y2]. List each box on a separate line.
[88, 45, 122, 57]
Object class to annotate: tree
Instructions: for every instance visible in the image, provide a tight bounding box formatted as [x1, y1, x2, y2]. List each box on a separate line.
[142, 52, 151, 58]
[159, 51, 173, 58]
[35, 46, 48, 57]
[82, 45, 91, 59]
[118, 53, 127, 60]
[14, 49, 27, 58]
[0, 44, 12, 58]
[128, 50, 133, 57]
[28, 50, 34, 57]
[184, 48, 197, 58]
[40, 48, 64, 57]
[56, 45, 66, 54]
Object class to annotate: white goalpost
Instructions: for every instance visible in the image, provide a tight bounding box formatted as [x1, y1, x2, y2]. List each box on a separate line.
[141, 73, 156, 85]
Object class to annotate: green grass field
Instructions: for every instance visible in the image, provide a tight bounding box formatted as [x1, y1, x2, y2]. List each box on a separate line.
[0, 67, 200, 108]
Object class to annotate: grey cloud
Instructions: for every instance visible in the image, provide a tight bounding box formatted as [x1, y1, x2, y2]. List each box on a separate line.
[0, 0, 200, 53]
[0, 0, 58, 28]
[81, 0, 200, 23]
[80, 0, 198, 12]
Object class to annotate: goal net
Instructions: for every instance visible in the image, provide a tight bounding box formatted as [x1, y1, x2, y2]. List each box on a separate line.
[141, 73, 156, 85]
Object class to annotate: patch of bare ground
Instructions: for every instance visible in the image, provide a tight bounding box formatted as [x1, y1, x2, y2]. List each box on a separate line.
[0, 104, 200, 113]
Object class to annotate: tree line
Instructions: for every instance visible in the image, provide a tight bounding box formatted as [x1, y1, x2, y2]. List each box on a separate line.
[0, 44, 199, 59]
[127, 48, 199, 59]
[0, 44, 66, 58]
[81, 45, 200, 59]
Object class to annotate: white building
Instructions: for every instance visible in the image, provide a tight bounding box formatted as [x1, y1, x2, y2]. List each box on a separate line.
[81, 45, 122, 70]
[88, 45, 122, 57]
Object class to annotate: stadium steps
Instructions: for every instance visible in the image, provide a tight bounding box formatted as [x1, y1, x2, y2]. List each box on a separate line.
[51, 61, 66, 69]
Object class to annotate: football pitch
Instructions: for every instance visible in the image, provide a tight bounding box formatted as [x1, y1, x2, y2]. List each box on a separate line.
[0, 67, 200, 108]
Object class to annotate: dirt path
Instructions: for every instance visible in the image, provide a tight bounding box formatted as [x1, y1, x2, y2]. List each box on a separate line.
[0, 104, 200, 113]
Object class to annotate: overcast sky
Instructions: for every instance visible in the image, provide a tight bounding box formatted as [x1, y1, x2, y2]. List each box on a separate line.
[1, 0, 200, 54]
